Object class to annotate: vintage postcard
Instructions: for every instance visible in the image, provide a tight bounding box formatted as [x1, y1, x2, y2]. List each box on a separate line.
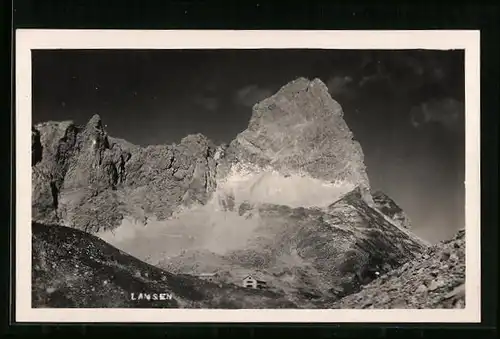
[16, 30, 480, 322]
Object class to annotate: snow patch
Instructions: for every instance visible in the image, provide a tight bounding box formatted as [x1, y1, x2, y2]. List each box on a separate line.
[96, 203, 262, 264]
[96, 162, 355, 266]
[217, 163, 354, 208]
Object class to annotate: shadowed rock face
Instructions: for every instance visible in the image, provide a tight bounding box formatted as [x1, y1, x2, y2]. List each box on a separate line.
[31, 127, 42, 166]
[372, 190, 412, 229]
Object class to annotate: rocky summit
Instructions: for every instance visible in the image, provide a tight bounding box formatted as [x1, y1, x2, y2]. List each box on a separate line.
[219, 77, 372, 204]
[30, 77, 462, 309]
[371, 191, 412, 229]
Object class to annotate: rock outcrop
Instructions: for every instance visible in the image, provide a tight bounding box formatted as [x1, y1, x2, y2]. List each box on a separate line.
[331, 229, 465, 309]
[372, 190, 412, 229]
[32, 116, 220, 232]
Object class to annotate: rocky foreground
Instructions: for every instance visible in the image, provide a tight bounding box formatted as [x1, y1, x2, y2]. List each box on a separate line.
[32, 222, 297, 308]
[332, 229, 465, 309]
[32, 220, 464, 309]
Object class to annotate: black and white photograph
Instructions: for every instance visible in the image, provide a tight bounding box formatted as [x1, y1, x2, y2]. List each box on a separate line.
[16, 30, 481, 323]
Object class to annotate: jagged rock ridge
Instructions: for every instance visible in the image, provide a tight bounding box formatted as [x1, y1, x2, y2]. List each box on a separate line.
[372, 191, 412, 229]
[32, 78, 375, 231]
[32, 116, 220, 232]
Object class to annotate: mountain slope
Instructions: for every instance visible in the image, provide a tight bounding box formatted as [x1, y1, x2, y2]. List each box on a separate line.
[331, 229, 465, 309]
[144, 187, 428, 306]
[32, 222, 298, 308]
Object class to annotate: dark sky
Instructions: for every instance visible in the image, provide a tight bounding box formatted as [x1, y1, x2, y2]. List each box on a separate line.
[32, 49, 465, 243]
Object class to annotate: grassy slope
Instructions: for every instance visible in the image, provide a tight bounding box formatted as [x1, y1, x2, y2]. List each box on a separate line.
[32, 222, 297, 309]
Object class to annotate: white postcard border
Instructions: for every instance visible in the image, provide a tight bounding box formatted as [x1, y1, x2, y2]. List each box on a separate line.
[15, 29, 481, 323]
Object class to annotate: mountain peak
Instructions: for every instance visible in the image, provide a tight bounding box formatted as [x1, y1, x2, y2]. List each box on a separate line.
[86, 113, 103, 130]
[228, 77, 371, 201]
[251, 77, 342, 124]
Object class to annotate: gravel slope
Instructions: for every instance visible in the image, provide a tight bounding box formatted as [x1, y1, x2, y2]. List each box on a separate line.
[331, 229, 465, 309]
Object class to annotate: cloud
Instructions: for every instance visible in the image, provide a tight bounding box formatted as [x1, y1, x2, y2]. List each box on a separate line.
[326, 76, 354, 96]
[234, 85, 273, 107]
[410, 98, 464, 133]
[194, 95, 219, 112]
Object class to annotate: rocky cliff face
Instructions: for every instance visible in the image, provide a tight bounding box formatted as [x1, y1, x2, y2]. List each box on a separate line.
[32, 116, 220, 232]
[32, 78, 375, 232]
[219, 77, 372, 204]
[31, 77, 440, 308]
